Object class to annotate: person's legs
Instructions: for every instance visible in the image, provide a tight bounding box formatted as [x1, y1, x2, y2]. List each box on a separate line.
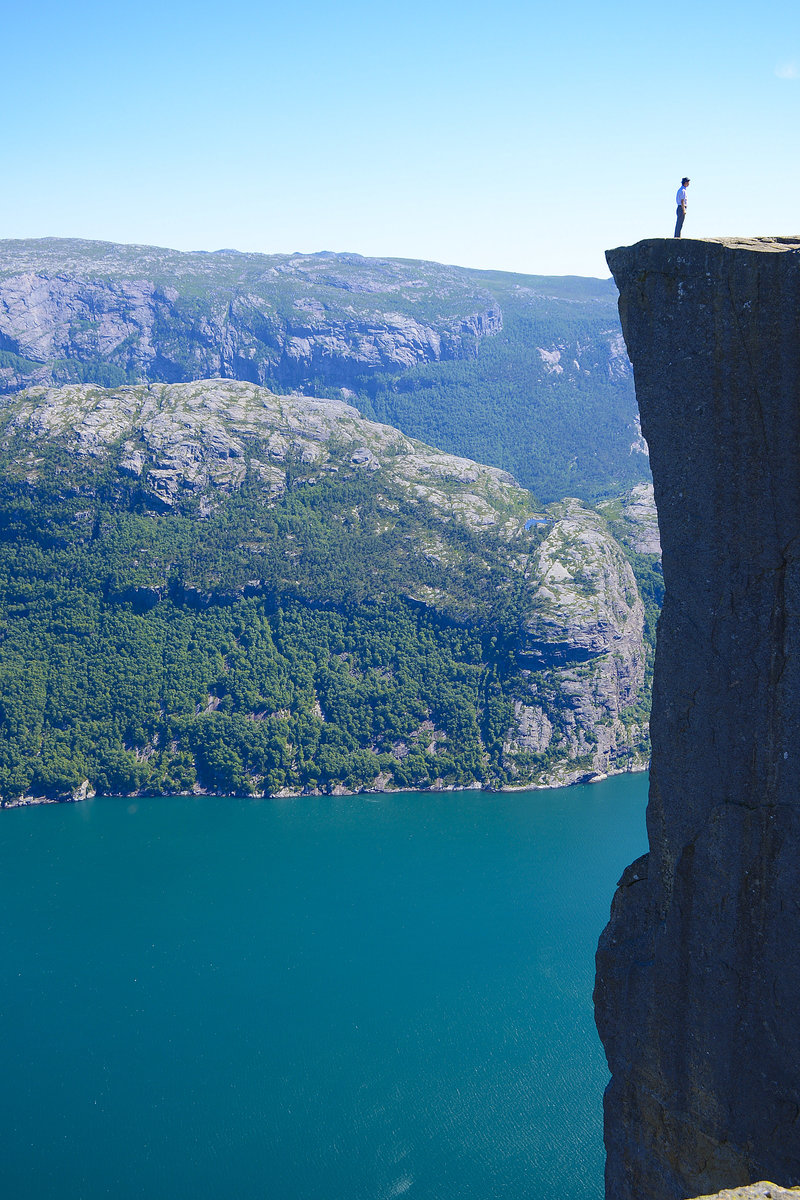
[674, 205, 685, 237]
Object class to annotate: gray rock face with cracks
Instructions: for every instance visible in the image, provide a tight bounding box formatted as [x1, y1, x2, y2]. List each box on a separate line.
[0, 240, 504, 395]
[595, 238, 800, 1199]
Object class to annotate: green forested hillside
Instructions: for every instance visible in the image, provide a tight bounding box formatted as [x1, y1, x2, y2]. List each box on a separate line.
[0, 381, 649, 802]
[360, 306, 637, 501]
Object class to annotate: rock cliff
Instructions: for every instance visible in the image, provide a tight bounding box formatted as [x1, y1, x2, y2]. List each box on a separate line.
[0, 247, 498, 387]
[595, 238, 800, 1198]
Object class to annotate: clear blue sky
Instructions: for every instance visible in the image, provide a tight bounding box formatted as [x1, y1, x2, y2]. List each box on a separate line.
[3, 0, 799, 277]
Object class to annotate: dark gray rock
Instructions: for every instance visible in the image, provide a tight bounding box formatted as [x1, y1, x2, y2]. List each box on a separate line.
[595, 238, 800, 1199]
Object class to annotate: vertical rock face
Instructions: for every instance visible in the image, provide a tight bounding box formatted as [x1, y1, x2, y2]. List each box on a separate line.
[595, 238, 800, 1199]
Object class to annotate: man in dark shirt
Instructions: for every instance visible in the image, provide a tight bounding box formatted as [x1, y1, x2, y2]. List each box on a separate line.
[674, 177, 690, 237]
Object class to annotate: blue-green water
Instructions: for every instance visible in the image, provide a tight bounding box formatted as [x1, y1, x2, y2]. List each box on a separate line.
[0, 774, 648, 1200]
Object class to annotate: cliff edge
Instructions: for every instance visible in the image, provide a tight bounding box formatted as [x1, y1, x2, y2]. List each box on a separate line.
[595, 238, 800, 1198]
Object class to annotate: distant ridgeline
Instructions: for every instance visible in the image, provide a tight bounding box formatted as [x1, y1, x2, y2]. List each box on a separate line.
[0, 381, 658, 803]
[0, 238, 648, 504]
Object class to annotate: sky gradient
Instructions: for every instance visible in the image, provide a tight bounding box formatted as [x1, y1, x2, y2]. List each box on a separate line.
[4, 0, 799, 277]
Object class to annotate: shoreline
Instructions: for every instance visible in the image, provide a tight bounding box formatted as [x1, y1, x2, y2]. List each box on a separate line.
[0, 760, 650, 809]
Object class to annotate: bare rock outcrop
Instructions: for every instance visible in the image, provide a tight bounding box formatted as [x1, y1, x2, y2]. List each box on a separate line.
[595, 238, 800, 1199]
[598, 481, 661, 556]
[687, 1187, 800, 1200]
[4, 379, 521, 530]
[506, 499, 646, 783]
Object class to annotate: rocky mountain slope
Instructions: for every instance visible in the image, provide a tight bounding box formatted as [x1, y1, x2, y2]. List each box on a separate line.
[597, 481, 661, 556]
[0, 238, 649, 502]
[0, 379, 648, 803]
[595, 238, 800, 1198]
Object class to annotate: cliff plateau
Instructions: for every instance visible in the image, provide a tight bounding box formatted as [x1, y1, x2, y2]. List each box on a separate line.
[595, 238, 800, 1199]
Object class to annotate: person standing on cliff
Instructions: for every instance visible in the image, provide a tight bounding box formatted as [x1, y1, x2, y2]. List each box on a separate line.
[674, 177, 690, 237]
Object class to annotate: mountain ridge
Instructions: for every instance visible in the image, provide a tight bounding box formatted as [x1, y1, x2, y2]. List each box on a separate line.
[0, 237, 648, 503]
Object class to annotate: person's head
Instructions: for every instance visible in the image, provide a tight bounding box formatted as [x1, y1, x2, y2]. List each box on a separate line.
[681, 177, 690, 186]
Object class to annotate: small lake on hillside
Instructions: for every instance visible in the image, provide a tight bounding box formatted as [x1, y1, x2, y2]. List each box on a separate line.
[0, 774, 648, 1200]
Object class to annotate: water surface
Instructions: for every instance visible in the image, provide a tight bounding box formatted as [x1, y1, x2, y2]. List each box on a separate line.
[0, 774, 648, 1200]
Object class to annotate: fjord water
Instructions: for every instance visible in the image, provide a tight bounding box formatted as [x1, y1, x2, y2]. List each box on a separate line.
[1, 775, 647, 1200]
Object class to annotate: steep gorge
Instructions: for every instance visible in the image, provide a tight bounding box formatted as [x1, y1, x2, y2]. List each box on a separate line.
[595, 238, 800, 1198]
